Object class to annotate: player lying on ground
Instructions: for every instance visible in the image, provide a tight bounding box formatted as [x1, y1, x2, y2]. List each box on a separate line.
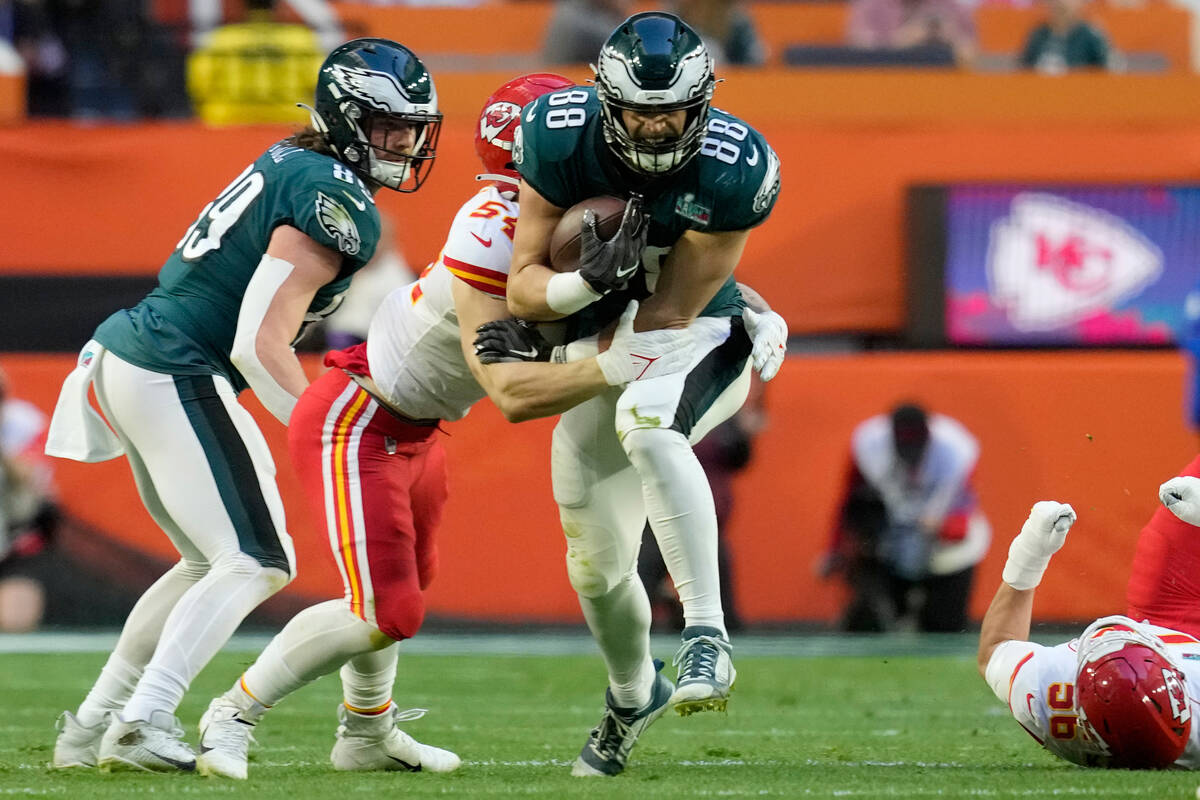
[192, 73, 787, 780]
[978, 469, 1200, 768]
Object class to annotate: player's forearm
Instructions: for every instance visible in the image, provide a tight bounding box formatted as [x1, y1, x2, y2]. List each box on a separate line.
[977, 583, 1035, 677]
[482, 359, 608, 423]
[234, 330, 306, 425]
[507, 264, 572, 321]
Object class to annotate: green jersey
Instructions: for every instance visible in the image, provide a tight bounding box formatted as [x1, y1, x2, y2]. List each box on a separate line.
[514, 87, 781, 336]
[95, 142, 381, 392]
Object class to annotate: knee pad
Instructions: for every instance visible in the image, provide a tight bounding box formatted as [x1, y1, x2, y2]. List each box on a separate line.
[169, 558, 211, 583]
[212, 551, 292, 594]
[621, 426, 690, 473]
[563, 526, 630, 599]
[372, 586, 425, 641]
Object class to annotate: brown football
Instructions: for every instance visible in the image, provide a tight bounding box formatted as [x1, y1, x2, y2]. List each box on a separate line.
[547, 195, 628, 272]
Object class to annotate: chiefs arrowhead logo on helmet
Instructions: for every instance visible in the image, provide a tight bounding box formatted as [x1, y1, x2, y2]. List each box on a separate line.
[474, 73, 575, 186]
[480, 101, 522, 151]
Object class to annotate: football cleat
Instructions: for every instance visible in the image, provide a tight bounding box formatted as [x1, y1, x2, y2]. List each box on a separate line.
[572, 660, 674, 777]
[196, 695, 262, 780]
[97, 710, 196, 773]
[330, 704, 460, 773]
[52, 710, 106, 769]
[671, 625, 736, 716]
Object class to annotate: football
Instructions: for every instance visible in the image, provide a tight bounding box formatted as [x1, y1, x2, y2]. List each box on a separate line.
[547, 195, 628, 272]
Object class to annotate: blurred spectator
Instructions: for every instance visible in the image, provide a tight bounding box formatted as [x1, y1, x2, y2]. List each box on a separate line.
[187, 0, 323, 125]
[0, 365, 60, 632]
[13, 0, 187, 118]
[674, 0, 767, 66]
[847, 0, 977, 65]
[820, 403, 991, 633]
[11, 0, 70, 116]
[638, 375, 767, 633]
[1018, 0, 1112, 73]
[323, 217, 415, 350]
[541, 0, 633, 65]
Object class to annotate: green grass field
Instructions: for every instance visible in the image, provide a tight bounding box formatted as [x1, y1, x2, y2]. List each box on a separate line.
[2, 635, 1198, 798]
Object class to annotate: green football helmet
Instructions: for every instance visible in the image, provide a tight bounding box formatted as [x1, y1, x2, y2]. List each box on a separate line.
[594, 13, 715, 176]
[310, 38, 442, 192]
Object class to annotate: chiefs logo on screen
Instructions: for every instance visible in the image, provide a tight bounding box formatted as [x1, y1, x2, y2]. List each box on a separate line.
[479, 101, 522, 150]
[986, 193, 1163, 331]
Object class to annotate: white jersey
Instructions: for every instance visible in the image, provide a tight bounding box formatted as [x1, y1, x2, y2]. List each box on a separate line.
[366, 186, 518, 421]
[851, 412, 989, 574]
[985, 625, 1200, 768]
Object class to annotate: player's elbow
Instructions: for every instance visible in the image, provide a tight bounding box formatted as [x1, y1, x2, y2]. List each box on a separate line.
[485, 370, 539, 424]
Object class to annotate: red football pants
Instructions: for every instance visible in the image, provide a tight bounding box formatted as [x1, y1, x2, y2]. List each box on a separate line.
[1126, 455, 1200, 638]
[288, 369, 446, 641]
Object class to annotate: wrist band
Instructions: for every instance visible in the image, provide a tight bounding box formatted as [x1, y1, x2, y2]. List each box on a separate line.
[546, 270, 602, 315]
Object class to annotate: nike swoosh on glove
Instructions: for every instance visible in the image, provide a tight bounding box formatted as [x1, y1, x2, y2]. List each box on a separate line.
[1160, 476, 1200, 526]
[579, 196, 648, 295]
[594, 300, 695, 385]
[742, 307, 787, 382]
[473, 318, 559, 364]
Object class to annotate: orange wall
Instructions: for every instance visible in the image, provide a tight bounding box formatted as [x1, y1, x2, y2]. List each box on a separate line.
[334, 1, 1192, 70]
[5, 72, 1200, 336]
[4, 351, 1194, 624]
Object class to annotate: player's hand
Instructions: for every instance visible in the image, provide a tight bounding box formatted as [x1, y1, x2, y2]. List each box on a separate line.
[595, 300, 695, 385]
[742, 307, 787, 382]
[579, 195, 648, 295]
[1002, 500, 1076, 591]
[1159, 476, 1200, 526]
[473, 319, 558, 364]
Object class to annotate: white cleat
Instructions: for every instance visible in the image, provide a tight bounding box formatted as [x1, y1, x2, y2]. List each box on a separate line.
[52, 711, 106, 769]
[670, 625, 736, 716]
[97, 710, 196, 773]
[197, 696, 259, 780]
[330, 704, 460, 773]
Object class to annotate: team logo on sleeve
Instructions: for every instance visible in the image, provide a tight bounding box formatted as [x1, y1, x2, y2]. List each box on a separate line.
[752, 146, 781, 214]
[315, 192, 361, 256]
[512, 124, 524, 166]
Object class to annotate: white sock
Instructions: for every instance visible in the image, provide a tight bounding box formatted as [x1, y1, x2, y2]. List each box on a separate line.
[76, 653, 141, 729]
[242, 599, 391, 708]
[341, 641, 398, 714]
[122, 554, 288, 722]
[75, 560, 207, 727]
[579, 571, 656, 709]
[623, 428, 726, 634]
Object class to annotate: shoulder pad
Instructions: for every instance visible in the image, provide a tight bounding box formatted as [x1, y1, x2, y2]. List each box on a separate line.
[699, 110, 781, 231]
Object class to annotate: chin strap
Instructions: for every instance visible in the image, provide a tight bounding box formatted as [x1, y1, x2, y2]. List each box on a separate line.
[297, 102, 328, 135]
[475, 173, 520, 187]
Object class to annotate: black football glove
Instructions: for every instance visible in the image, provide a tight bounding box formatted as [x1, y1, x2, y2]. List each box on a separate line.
[473, 319, 561, 364]
[578, 195, 648, 295]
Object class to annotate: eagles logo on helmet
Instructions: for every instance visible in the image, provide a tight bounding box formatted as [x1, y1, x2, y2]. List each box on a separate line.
[475, 73, 575, 186]
[306, 38, 444, 193]
[594, 12, 715, 176]
[1073, 616, 1192, 769]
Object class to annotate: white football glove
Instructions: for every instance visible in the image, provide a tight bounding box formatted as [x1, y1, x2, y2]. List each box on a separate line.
[742, 306, 787, 382]
[1002, 500, 1076, 591]
[1160, 476, 1200, 526]
[595, 300, 695, 386]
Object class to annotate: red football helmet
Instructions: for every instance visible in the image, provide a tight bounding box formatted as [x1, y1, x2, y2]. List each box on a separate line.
[1075, 616, 1192, 769]
[475, 73, 574, 186]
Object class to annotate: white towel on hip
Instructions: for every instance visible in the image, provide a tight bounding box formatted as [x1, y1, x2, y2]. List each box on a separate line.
[44, 340, 124, 462]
